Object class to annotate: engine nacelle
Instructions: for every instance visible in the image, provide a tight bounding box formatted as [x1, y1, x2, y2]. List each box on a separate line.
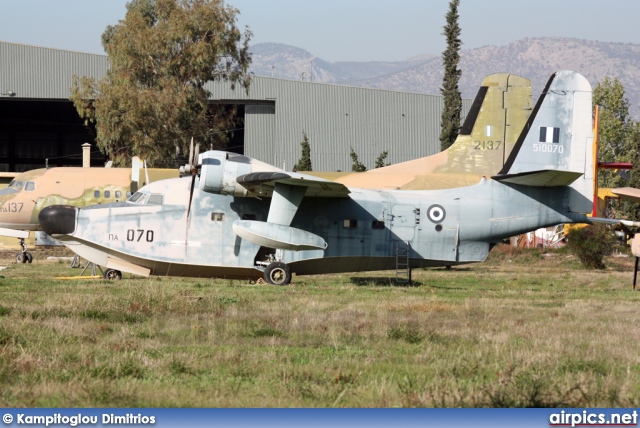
[198, 151, 252, 196]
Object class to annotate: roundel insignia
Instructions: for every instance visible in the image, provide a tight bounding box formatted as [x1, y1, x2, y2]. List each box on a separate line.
[427, 204, 446, 224]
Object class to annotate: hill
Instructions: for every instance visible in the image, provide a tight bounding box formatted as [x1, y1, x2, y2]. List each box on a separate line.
[249, 38, 640, 118]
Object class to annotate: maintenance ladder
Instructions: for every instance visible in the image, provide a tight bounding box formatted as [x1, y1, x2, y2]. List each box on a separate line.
[395, 241, 411, 284]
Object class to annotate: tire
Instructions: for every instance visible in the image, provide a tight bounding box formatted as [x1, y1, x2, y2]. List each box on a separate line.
[15, 253, 25, 263]
[24, 252, 33, 264]
[264, 262, 291, 286]
[104, 269, 122, 280]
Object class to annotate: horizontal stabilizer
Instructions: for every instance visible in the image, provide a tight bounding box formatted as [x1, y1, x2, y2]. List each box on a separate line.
[233, 220, 327, 251]
[611, 187, 640, 204]
[491, 170, 583, 187]
[237, 171, 350, 198]
[588, 216, 640, 228]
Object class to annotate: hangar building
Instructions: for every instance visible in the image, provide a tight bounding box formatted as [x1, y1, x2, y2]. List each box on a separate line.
[0, 41, 471, 173]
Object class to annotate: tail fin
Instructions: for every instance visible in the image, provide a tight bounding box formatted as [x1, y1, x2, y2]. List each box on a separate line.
[314, 73, 532, 190]
[493, 70, 594, 213]
[440, 73, 532, 174]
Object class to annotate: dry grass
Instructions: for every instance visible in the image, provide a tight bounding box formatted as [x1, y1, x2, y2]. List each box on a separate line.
[1, 245, 640, 407]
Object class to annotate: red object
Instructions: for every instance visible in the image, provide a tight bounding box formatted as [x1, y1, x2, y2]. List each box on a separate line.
[597, 162, 633, 169]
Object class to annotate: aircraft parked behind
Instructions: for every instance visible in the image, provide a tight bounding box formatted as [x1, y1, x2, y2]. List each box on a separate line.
[0, 159, 179, 262]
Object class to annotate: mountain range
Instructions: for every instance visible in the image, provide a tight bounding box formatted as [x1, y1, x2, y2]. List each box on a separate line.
[249, 37, 640, 119]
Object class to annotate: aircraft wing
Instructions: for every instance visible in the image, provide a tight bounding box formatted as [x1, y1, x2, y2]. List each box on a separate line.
[0, 227, 29, 239]
[612, 187, 640, 204]
[491, 170, 582, 187]
[237, 171, 351, 198]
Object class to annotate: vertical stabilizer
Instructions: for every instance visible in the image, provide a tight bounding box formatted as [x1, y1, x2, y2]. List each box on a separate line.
[442, 73, 532, 174]
[328, 73, 533, 190]
[495, 71, 594, 213]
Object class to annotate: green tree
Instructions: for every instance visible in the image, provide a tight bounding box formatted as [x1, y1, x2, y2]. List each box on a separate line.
[375, 150, 389, 168]
[70, 0, 252, 167]
[594, 77, 636, 189]
[439, 0, 462, 152]
[620, 121, 640, 220]
[593, 77, 640, 219]
[295, 132, 312, 171]
[350, 148, 367, 172]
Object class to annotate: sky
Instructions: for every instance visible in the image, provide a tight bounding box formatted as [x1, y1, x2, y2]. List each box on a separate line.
[1, 0, 640, 62]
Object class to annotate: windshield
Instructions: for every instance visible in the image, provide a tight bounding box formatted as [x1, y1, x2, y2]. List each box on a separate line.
[127, 192, 163, 205]
[0, 180, 24, 196]
[8, 180, 24, 191]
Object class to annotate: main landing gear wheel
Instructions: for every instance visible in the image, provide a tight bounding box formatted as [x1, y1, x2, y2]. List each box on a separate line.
[104, 269, 122, 280]
[264, 262, 291, 286]
[15, 252, 32, 264]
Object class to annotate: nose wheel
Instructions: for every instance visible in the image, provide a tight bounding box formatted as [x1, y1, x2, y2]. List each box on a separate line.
[104, 268, 122, 280]
[263, 261, 291, 285]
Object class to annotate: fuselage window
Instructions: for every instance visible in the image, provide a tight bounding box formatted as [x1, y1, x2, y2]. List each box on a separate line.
[24, 181, 36, 192]
[115, 190, 122, 199]
[343, 219, 358, 228]
[94, 190, 100, 198]
[211, 212, 225, 221]
[372, 220, 385, 229]
[104, 190, 111, 198]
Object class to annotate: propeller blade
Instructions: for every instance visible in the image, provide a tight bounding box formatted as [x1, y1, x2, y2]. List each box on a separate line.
[186, 174, 196, 220]
[188, 137, 194, 166]
[193, 143, 200, 168]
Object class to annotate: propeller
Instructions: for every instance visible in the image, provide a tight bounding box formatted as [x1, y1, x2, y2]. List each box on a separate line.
[184, 137, 200, 221]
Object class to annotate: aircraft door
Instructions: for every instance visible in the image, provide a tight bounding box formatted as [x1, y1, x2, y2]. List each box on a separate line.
[390, 204, 417, 242]
[422, 199, 460, 262]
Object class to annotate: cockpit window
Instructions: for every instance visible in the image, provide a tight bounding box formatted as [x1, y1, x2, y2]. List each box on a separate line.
[8, 180, 24, 191]
[127, 192, 163, 205]
[24, 181, 35, 192]
[147, 194, 163, 205]
[128, 192, 145, 203]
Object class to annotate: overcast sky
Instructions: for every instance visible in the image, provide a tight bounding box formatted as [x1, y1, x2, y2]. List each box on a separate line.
[1, 0, 639, 62]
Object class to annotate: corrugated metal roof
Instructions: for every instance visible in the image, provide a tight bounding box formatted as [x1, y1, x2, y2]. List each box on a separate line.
[1, 41, 470, 171]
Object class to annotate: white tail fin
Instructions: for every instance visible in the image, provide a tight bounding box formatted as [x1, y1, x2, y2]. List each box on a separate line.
[495, 71, 594, 213]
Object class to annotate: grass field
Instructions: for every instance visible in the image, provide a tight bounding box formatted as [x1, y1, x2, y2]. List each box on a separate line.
[0, 245, 639, 407]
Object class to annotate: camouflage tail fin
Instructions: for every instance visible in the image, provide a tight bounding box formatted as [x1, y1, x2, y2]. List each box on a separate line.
[443, 73, 533, 173]
[493, 70, 594, 214]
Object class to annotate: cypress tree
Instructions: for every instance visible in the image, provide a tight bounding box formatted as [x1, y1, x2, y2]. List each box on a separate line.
[295, 131, 312, 171]
[439, 0, 462, 151]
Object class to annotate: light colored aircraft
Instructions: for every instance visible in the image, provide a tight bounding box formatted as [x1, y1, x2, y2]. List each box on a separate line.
[39, 70, 595, 284]
[2, 73, 530, 264]
[0, 159, 179, 262]
[308, 73, 533, 190]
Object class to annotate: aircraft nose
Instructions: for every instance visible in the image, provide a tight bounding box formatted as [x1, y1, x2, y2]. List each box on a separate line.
[39, 205, 78, 235]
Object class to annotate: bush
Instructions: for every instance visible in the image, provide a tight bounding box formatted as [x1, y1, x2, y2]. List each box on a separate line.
[566, 224, 616, 269]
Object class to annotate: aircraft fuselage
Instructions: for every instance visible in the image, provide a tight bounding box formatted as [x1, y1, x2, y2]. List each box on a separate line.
[45, 176, 586, 280]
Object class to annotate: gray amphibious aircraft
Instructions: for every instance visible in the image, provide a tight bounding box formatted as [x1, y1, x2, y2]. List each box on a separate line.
[40, 70, 594, 284]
